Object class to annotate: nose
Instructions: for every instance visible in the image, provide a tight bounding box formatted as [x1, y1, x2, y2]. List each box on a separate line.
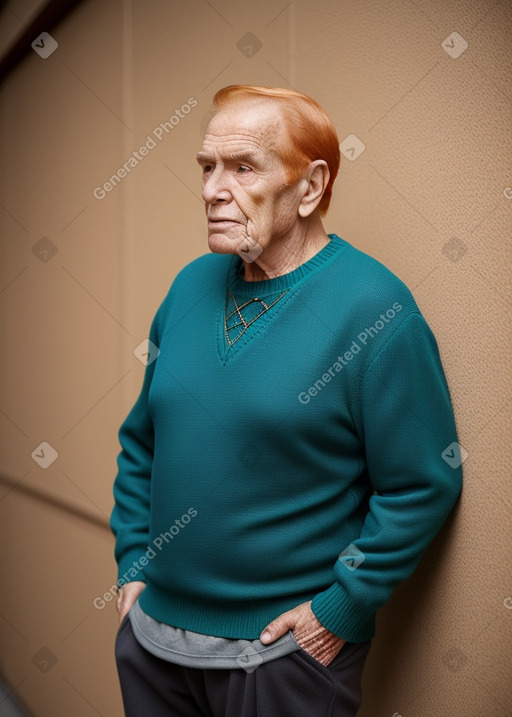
[201, 165, 231, 205]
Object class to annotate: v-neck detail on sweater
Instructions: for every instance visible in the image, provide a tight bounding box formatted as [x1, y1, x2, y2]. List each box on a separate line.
[217, 234, 347, 364]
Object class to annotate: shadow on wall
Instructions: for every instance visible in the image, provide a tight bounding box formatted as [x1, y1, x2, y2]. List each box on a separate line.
[361, 506, 463, 707]
[0, 675, 33, 717]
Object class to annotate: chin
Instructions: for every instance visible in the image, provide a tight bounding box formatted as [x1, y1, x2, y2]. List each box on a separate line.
[207, 233, 241, 255]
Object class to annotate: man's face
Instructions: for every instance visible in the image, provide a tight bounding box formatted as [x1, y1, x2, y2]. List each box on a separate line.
[196, 101, 306, 257]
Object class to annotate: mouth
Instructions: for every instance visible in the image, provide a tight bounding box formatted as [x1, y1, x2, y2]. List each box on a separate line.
[208, 219, 241, 228]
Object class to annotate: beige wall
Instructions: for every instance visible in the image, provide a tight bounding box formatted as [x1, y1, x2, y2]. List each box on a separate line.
[0, 0, 510, 715]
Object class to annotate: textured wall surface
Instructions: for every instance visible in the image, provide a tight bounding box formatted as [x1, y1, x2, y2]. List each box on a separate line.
[0, 0, 510, 715]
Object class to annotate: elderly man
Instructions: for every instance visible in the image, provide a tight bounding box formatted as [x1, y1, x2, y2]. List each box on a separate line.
[111, 85, 462, 716]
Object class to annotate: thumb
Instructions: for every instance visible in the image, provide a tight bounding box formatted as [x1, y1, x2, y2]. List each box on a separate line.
[260, 611, 295, 644]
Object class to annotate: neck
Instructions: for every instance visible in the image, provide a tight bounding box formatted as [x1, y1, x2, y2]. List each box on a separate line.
[241, 216, 329, 282]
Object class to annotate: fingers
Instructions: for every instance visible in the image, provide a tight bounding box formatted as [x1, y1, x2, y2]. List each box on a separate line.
[260, 604, 306, 644]
[116, 592, 129, 623]
[115, 580, 146, 623]
[260, 615, 290, 643]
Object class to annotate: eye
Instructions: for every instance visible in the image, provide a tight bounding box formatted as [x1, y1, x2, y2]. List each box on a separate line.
[203, 164, 213, 173]
[237, 165, 251, 174]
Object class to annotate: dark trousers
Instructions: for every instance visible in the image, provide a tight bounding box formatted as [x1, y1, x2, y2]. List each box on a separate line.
[115, 614, 372, 716]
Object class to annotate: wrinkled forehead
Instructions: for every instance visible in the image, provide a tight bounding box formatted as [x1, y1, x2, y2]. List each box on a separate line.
[201, 101, 287, 158]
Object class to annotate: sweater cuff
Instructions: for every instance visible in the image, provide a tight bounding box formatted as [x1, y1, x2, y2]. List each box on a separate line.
[311, 582, 376, 643]
[116, 547, 150, 587]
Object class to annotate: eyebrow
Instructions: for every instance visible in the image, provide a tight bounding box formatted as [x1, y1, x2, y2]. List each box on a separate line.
[195, 149, 261, 164]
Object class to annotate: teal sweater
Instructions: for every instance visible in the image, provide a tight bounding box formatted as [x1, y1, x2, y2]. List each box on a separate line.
[110, 234, 462, 643]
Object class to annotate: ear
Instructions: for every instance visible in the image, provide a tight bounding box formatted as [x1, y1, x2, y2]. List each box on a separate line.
[298, 160, 330, 218]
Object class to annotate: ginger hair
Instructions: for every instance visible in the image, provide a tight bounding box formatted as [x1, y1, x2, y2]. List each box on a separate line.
[208, 85, 340, 216]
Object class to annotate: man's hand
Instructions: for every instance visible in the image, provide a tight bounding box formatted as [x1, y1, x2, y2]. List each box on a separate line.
[260, 600, 346, 666]
[116, 581, 146, 624]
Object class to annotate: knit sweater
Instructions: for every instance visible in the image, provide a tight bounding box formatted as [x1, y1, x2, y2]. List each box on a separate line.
[110, 234, 462, 643]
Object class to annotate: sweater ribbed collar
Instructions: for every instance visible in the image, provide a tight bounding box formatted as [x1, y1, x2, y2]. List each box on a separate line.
[227, 233, 346, 297]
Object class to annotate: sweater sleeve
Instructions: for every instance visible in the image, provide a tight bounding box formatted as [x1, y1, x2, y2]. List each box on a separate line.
[311, 311, 463, 642]
[109, 300, 164, 587]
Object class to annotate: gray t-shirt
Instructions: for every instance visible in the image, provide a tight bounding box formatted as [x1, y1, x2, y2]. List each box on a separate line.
[129, 599, 301, 670]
